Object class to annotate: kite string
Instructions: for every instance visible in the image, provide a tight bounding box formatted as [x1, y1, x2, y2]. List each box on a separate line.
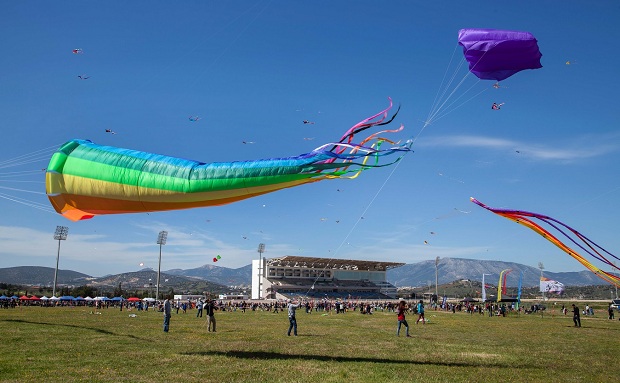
[426, 44, 461, 121]
[181, 0, 274, 96]
[0, 144, 59, 169]
[0, 192, 56, 213]
[132, 0, 273, 95]
[302, 153, 413, 298]
[0, 143, 65, 213]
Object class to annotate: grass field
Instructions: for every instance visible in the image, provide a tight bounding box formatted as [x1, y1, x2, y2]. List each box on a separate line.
[0, 303, 616, 383]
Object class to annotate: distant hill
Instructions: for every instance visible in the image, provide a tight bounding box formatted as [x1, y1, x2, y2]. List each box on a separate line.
[0, 258, 609, 290]
[0, 266, 92, 286]
[387, 257, 606, 287]
[165, 264, 252, 287]
[0, 266, 229, 295]
[89, 268, 228, 294]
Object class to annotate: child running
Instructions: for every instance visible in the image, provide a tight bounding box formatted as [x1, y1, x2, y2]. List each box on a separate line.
[416, 300, 425, 324]
[396, 299, 411, 337]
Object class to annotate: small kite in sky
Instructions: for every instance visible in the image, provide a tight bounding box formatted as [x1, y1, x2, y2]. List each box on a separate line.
[303, 120, 315, 125]
[471, 197, 620, 288]
[242, 141, 255, 144]
[72, 48, 83, 54]
[188, 116, 201, 122]
[105, 129, 116, 135]
[491, 102, 505, 110]
[303, 137, 315, 141]
[77, 75, 90, 80]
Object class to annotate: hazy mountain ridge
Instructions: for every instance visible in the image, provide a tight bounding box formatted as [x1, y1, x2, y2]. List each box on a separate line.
[165, 264, 252, 286]
[0, 266, 227, 293]
[0, 258, 608, 288]
[387, 258, 604, 287]
[0, 266, 91, 286]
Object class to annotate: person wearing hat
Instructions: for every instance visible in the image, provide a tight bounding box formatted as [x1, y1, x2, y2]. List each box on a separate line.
[287, 299, 301, 336]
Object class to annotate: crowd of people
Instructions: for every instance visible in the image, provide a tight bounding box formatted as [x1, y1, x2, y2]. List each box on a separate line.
[4, 293, 618, 335]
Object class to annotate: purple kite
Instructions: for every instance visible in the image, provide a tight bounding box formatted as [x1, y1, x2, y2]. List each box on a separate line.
[458, 29, 542, 81]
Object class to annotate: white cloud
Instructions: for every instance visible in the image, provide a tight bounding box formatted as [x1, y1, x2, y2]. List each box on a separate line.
[420, 133, 619, 162]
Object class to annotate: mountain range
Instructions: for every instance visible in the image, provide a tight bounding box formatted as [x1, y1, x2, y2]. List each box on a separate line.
[387, 257, 605, 287]
[0, 257, 608, 289]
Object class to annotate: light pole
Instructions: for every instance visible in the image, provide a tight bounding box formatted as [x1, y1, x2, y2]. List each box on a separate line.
[52, 226, 69, 298]
[482, 273, 491, 302]
[156, 231, 168, 301]
[538, 262, 545, 300]
[257, 243, 265, 299]
[613, 262, 618, 299]
[435, 256, 440, 303]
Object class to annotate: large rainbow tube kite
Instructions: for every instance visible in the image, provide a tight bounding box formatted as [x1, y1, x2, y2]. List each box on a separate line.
[46, 100, 412, 221]
[471, 197, 620, 288]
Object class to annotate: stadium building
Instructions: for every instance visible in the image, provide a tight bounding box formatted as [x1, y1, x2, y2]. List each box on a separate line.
[251, 255, 404, 300]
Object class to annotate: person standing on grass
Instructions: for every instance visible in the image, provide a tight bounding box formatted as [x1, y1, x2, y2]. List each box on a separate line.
[287, 299, 301, 336]
[608, 304, 614, 320]
[416, 300, 425, 324]
[396, 299, 411, 337]
[572, 304, 581, 327]
[205, 300, 216, 332]
[163, 297, 171, 332]
[196, 300, 203, 318]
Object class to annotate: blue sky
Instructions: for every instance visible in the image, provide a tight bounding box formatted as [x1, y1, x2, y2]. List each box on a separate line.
[1, 1, 619, 279]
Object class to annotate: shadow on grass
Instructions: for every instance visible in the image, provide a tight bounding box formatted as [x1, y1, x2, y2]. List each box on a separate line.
[2, 319, 147, 340]
[564, 324, 620, 331]
[182, 350, 533, 368]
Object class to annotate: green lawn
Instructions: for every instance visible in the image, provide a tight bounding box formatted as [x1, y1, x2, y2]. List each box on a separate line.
[0, 304, 616, 383]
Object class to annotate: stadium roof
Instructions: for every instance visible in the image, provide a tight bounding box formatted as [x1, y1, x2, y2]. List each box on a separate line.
[266, 256, 405, 271]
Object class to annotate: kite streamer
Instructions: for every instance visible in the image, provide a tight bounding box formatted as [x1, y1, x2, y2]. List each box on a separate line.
[498, 268, 513, 301]
[471, 197, 620, 288]
[46, 100, 412, 221]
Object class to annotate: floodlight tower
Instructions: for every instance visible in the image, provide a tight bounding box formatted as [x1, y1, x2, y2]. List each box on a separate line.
[52, 226, 69, 298]
[538, 262, 545, 300]
[435, 256, 440, 302]
[156, 231, 168, 301]
[613, 261, 618, 299]
[257, 243, 265, 299]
